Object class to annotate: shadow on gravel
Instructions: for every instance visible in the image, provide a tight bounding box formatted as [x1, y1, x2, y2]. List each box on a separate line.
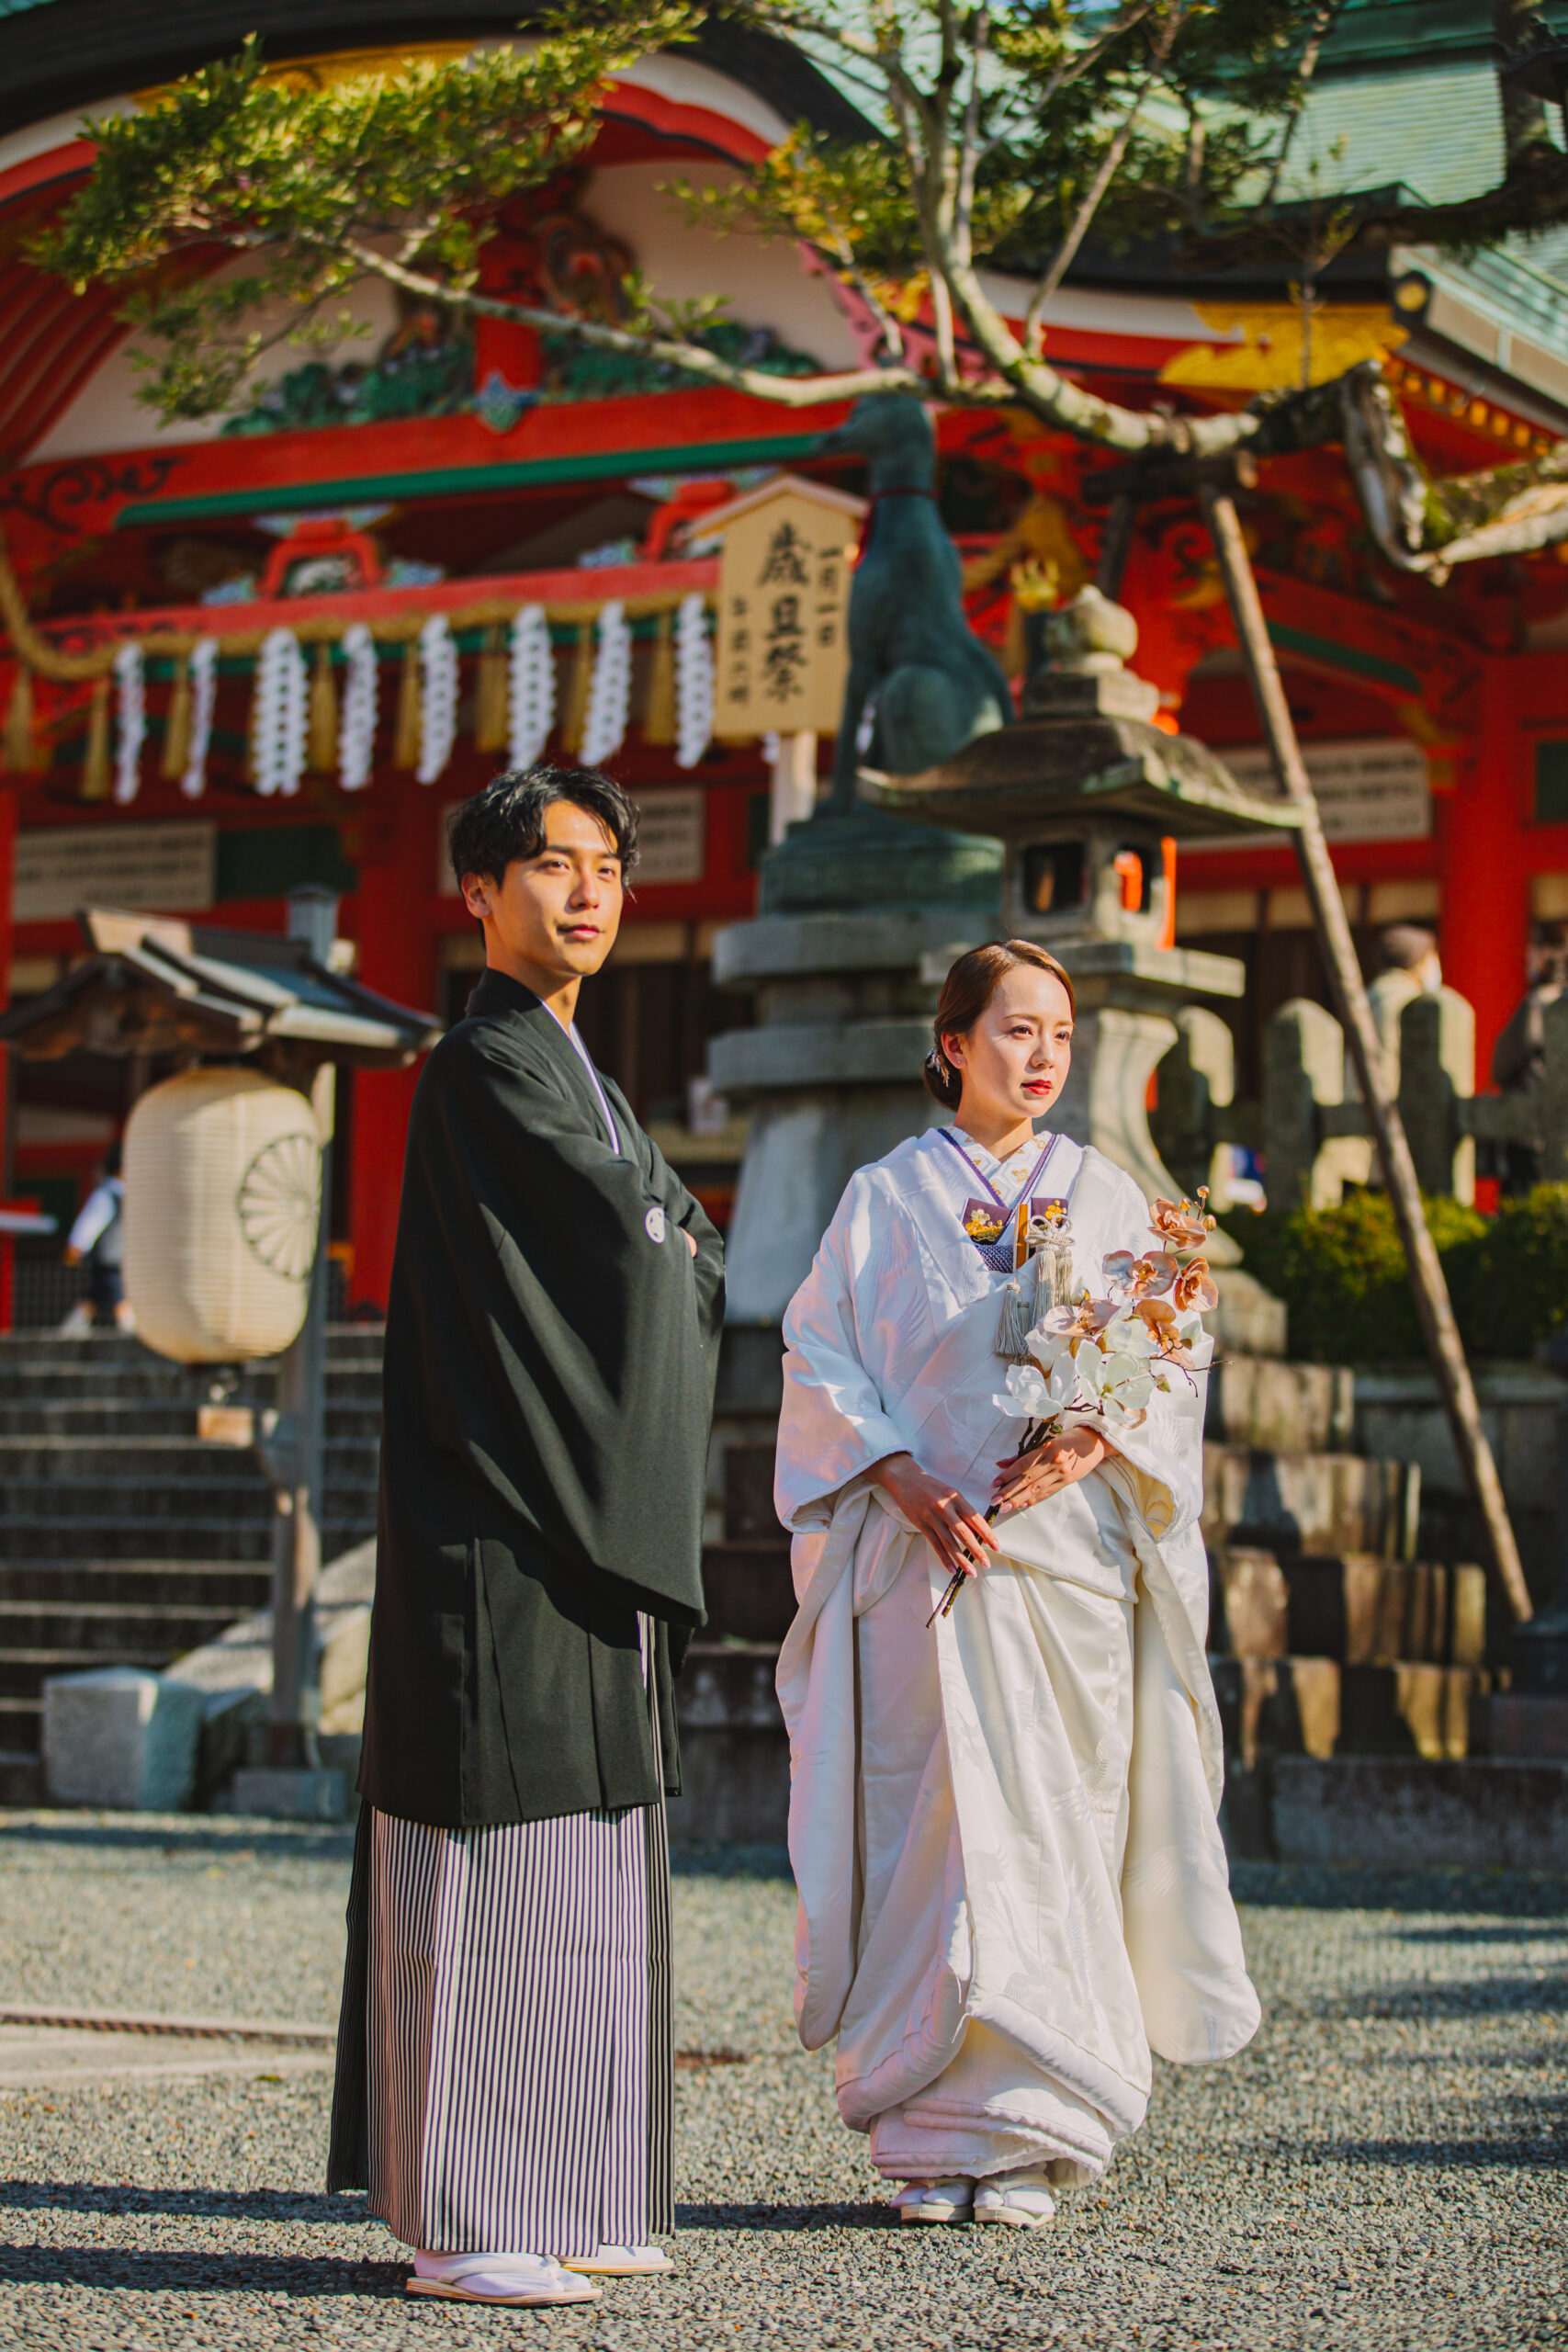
[1230, 1864, 1568, 1917]
[1393, 1923, 1568, 1945]
[0, 1820, 355, 1861]
[674, 2201, 894, 2233]
[0, 2245, 405, 2297]
[1325, 1976, 1568, 2020]
[670, 1844, 792, 1881]
[0, 2183, 357, 2223]
[1304, 2134, 1567, 2169]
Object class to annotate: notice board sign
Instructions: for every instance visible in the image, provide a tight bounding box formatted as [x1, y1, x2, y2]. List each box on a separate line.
[1221, 740, 1430, 842]
[709, 476, 865, 741]
[14, 821, 218, 924]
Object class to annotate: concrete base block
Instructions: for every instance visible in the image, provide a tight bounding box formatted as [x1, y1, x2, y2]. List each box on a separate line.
[1207, 1357, 1354, 1454]
[230, 1766, 346, 1821]
[42, 1668, 204, 1811]
[1273, 1755, 1568, 1869]
[1209, 1271, 1287, 1362]
[1475, 1693, 1568, 1759]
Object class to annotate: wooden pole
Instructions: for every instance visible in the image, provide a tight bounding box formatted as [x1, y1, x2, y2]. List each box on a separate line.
[1201, 485, 1533, 1624]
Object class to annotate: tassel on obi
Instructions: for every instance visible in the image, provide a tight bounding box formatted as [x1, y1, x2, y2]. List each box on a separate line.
[994, 1210, 1076, 1363]
[996, 1266, 1037, 1363]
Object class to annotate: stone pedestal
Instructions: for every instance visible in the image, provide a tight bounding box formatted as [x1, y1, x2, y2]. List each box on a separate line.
[711, 810, 1000, 1324]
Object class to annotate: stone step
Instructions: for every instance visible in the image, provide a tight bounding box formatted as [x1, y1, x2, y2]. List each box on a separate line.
[1203, 1358, 1355, 1455]
[0, 1399, 384, 1438]
[701, 1541, 795, 1644]
[0, 1645, 172, 1697]
[0, 1439, 382, 1485]
[669, 1642, 789, 1843]
[0, 1696, 40, 1753]
[0, 1561, 273, 1609]
[1211, 1549, 1486, 1668]
[722, 1443, 783, 1544]
[1211, 1653, 1491, 1767]
[0, 1325, 383, 1359]
[0, 1516, 370, 1562]
[1201, 1444, 1416, 1559]
[0, 1599, 254, 1657]
[0, 1749, 41, 1804]
[1269, 1756, 1568, 1871]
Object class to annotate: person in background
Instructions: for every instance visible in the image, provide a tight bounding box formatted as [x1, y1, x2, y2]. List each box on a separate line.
[1490, 923, 1568, 1194]
[62, 1142, 130, 1330]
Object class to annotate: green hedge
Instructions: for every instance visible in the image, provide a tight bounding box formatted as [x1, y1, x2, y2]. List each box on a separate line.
[1222, 1184, 1568, 1363]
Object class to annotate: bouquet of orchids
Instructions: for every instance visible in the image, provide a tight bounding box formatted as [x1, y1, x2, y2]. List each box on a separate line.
[929, 1193, 1220, 1623]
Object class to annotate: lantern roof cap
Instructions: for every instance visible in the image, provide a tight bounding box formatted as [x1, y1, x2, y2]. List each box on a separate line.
[0, 909, 442, 1070]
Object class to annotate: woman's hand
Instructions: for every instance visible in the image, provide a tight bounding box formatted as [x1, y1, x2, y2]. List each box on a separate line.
[869, 1453, 999, 1583]
[990, 1426, 1113, 1516]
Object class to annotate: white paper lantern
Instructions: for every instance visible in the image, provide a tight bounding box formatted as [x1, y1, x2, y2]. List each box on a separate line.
[123, 1069, 322, 1363]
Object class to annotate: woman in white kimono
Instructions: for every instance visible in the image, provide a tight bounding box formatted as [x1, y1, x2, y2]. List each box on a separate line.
[774, 940, 1258, 2228]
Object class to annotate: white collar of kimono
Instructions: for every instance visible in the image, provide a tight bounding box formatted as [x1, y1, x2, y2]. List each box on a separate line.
[945, 1122, 1055, 1196]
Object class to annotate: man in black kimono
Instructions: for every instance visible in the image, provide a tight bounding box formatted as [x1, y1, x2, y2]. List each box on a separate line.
[329, 763, 723, 2309]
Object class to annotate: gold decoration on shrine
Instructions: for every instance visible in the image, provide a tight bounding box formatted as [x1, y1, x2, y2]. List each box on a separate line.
[161, 651, 192, 781]
[473, 625, 509, 755]
[560, 621, 592, 754]
[393, 640, 421, 770]
[1159, 303, 1405, 393]
[642, 607, 676, 746]
[308, 641, 339, 774]
[4, 664, 39, 776]
[82, 677, 111, 801]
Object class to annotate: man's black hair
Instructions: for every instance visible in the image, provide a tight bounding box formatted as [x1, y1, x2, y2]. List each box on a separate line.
[446, 763, 639, 894]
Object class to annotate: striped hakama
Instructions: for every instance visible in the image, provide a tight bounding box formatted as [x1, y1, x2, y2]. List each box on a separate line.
[329, 1639, 673, 2259]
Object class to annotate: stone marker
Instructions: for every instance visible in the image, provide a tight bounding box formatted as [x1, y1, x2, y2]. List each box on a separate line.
[42, 1668, 205, 1811]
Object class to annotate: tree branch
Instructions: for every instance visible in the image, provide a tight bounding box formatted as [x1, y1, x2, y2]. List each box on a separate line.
[1024, 72, 1155, 352]
[340, 237, 930, 406]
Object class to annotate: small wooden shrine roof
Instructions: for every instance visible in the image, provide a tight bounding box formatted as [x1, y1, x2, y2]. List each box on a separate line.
[0, 910, 442, 1072]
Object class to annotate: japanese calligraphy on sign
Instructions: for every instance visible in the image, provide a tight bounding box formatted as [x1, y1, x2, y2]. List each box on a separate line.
[707, 477, 866, 741]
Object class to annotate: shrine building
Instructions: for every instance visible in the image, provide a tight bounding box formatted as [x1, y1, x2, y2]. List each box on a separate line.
[0, 0, 1565, 1313]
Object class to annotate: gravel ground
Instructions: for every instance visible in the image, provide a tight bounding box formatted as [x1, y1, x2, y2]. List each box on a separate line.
[0, 1812, 1563, 2350]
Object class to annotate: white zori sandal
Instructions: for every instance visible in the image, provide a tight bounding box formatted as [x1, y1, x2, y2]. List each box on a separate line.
[973, 2172, 1057, 2229]
[890, 2177, 976, 2224]
[560, 2244, 674, 2276]
[407, 2250, 600, 2304]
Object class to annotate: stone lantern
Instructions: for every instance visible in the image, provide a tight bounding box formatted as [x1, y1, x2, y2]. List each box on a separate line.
[867, 587, 1303, 1354]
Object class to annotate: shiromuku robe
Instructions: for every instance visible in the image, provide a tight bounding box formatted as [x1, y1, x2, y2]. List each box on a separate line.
[774, 1125, 1258, 2187]
[328, 967, 722, 2245]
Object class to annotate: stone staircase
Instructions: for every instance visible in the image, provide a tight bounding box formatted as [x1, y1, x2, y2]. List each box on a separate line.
[0, 1329, 384, 1804]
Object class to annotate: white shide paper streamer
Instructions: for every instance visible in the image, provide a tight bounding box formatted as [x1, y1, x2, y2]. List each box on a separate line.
[675, 591, 714, 770]
[417, 611, 458, 786]
[581, 598, 632, 767]
[112, 639, 145, 806]
[507, 603, 554, 771]
[338, 623, 377, 791]
[253, 627, 308, 798]
[180, 636, 219, 800]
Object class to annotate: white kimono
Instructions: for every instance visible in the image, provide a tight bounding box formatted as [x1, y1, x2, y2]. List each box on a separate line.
[774, 1125, 1259, 2187]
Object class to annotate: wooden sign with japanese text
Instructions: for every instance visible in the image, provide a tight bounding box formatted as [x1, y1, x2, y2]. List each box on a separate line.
[710, 481, 863, 741]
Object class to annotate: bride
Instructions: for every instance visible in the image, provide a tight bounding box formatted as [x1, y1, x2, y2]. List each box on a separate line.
[774, 939, 1258, 2228]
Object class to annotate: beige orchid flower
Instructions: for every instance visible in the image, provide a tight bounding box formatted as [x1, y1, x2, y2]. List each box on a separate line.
[1173, 1256, 1220, 1314]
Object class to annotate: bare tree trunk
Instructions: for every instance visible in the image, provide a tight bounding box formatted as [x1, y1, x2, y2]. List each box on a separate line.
[1201, 485, 1533, 1624]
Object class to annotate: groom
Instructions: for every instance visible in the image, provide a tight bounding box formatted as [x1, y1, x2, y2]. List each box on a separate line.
[329, 763, 724, 2309]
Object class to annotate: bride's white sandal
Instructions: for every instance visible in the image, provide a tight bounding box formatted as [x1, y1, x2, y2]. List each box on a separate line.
[407, 2250, 600, 2304]
[561, 2244, 674, 2276]
[890, 2177, 976, 2224]
[974, 2173, 1056, 2229]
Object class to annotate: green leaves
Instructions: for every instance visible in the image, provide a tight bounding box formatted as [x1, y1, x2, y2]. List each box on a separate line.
[33, 18, 698, 422]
